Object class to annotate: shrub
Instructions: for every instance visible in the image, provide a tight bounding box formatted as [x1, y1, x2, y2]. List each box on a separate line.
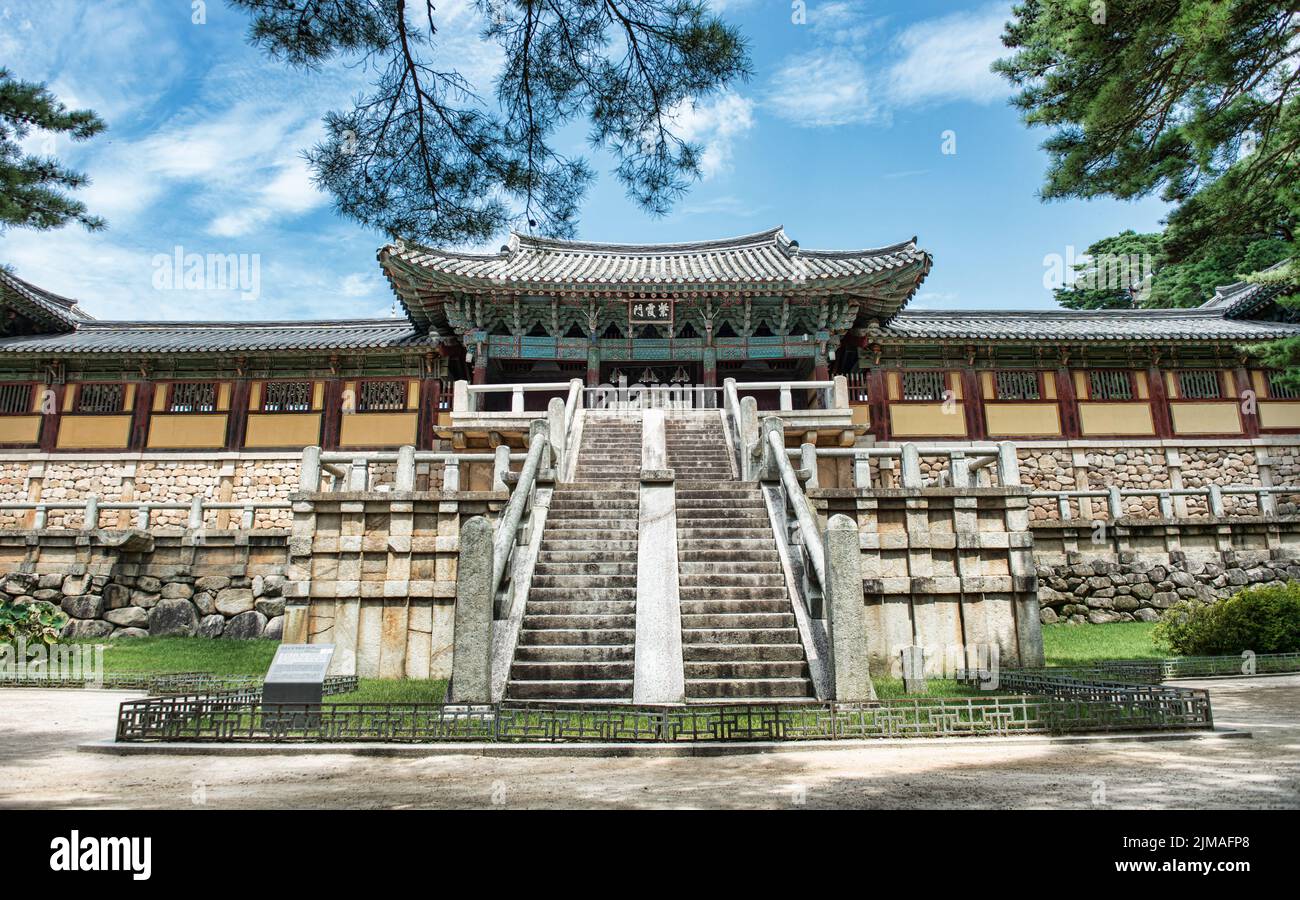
[1154, 582, 1300, 656]
[0, 597, 68, 646]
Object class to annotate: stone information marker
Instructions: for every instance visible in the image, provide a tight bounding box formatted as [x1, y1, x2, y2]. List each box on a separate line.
[263, 644, 334, 706]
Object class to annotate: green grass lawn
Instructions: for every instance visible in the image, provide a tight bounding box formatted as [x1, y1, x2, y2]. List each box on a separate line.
[1041, 621, 1163, 666]
[70, 637, 280, 676]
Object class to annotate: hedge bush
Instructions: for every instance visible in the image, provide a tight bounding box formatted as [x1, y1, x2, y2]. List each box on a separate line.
[1154, 581, 1300, 656]
[0, 597, 67, 646]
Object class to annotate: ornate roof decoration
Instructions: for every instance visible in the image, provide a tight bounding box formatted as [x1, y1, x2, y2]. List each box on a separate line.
[0, 268, 95, 332]
[380, 227, 932, 335]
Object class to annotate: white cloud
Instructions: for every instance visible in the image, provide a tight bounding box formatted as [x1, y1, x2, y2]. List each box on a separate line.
[765, 2, 1011, 127]
[766, 52, 880, 128]
[887, 4, 1012, 106]
[671, 91, 756, 179]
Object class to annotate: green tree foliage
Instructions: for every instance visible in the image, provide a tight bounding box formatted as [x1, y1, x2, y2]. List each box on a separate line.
[0, 68, 106, 233]
[998, 1, 1297, 311]
[1154, 582, 1300, 655]
[230, 0, 750, 244]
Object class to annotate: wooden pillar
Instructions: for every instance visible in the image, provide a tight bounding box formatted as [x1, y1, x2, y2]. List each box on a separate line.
[586, 343, 601, 387]
[417, 377, 439, 450]
[702, 345, 717, 388]
[813, 342, 830, 381]
[1146, 366, 1173, 439]
[961, 368, 986, 441]
[868, 366, 890, 442]
[225, 380, 251, 450]
[129, 381, 155, 451]
[1055, 368, 1081, 439]
[321, 378, 344, 450]
[471, 342, 489, 385]
[38, 383, 65, 452]
[1235, 367, 1260, 437]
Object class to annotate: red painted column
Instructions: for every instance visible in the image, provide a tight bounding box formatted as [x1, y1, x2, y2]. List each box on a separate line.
[129, 382, 155, 451]
[1146, 367, 1173, 438]
[868, 366, 890, 441]
[1055, 368, 1081, 439]
[226, 380, 251, 450]
[961, 369, 986, 440]
[38, 383, 65, 452]
[321, 379, 343, 450]
[417, 377, 439, 450]
[1235, 367, 1261, 437]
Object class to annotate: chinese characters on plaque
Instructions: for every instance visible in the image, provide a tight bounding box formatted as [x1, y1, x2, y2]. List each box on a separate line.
[629, 299, 673, 326]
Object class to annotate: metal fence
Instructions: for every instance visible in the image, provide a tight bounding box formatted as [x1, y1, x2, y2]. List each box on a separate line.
[114, 685, 1213, 744]
[1006, 652, 1300, 684]
[0, 670, 358, 696]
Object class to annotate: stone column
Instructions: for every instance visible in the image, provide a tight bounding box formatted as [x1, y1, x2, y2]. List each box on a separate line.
[450, 516, 494, 703]
[825, 514, 876, 701]
[633, 409, 685, 703]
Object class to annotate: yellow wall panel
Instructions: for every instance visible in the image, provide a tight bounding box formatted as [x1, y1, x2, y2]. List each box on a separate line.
[0, 416, 41, 444]
[124, 384, 136, 412]
[312, 381, 325, 410]
[217, 383, 231, 411]
[244, 413, 322, 448]
[56, 415, 132, 449]
[1171, 402, 1242, 435]
[985, 403, 1062, 437]
[1078, 402, 1154, 436]
[406, 379, 419, 409]
[339, 412, 418, 447]
[889, 403, 967, 437]
[1259, 401, 1300, 430]
[147, 414, 228, 449]
[250, 381, 263, 409]
[1043, 372, 1057, 400]
[979, 372, 993, 399]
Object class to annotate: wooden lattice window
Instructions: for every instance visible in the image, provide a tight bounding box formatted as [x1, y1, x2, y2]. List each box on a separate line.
[0, 383, 33, 414]
[77, 383, 124, 413]
[902, 371, 947, 401]
[846, 372, 869, 403]
[358, 380, 407, 412]
[1177, 370, 1221, 400]
[263, 381, 312, 412]
[995, 371, 1040, 400]
[1088, 370, 1133, 400]
[168, 382, 217, 413]
[1267, 372, 1300, 399]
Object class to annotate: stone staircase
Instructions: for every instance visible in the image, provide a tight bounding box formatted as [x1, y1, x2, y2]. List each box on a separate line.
[505, 416, 642, 701]
[668, 414, 815, 700]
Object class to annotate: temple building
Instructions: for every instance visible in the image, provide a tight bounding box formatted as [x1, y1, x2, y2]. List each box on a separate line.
[2, 227, 1298, 455]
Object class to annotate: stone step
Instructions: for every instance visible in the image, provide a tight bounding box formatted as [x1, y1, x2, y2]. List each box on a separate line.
[679, 586, 789, 600]
[678, 528, 777, 540]
[533, 562, 638, 577]
[506, 679, 633, 700]
[544, 528, 639, 540]
[678, 561, 783, 576]
[549, 499, 640, 511]
[684, 660, 810, 679]
[676, 513, 771, 526]
[681, 627, 802, 644]
[523, 613, 637, 630]
[537, 549, 639, 563]
[679, 598, 792, 614]
[509, 661, 635, 681]
[522, 599, 636, 616]
[527, 587, 637, 602]
[513, 645, 635, 663]
[518, 628, 637, 645]
[543, 516, 641, 530]
[540, 541, 639, 553]
[530, 574, 636, 588]
[678, 573, 788, 588]
[682, 643, 808, 661]
[685, 678, 814, 699]
[680, 612, 797, 629]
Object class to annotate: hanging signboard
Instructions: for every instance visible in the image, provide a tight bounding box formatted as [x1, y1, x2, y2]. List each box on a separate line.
[629, 298, 673, 327]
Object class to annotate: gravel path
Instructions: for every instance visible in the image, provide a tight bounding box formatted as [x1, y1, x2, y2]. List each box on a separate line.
[1, 675, 1297, 809]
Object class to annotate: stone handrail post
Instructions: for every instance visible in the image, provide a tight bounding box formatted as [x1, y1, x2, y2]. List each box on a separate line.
[348, 458, 369, 491]
[800, 443, 819, 489]
[395, 445, 416, 491]
[492, 444, 512, 492]
[451, 515, 493, 703]
[900, 444, 922, 488]
[1107, 485, 1124, 520]
[831, 375, 849, 410]
[547, 397, 566, 477]
[188, 497, 204, 530]
[824, 513, 875, 701]
[453, 379, 471, 413]
[1208, 484, 1225, 517]
[301, 445, 321, 493]
[443, 458, 461, 492]
[135, 506, 150, 530]
[997, 441, 1021, 487]
[81, 495, 99, 531]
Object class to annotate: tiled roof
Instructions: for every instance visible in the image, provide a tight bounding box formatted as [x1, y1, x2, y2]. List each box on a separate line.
[0, 320, 437, 354]
[381, 227, 933, 333]
[880, 308, 1300, 341]
[0, 269, 94, 330]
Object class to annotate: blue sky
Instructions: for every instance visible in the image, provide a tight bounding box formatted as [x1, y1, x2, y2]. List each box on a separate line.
[1, 0, 1171, 321]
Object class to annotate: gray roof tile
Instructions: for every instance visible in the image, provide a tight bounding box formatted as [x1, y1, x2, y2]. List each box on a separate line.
[881, 308, 1300, 341]
[0, 320, 437, 354]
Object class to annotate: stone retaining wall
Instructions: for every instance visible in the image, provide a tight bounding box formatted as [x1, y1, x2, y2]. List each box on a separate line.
[1031, 517, 1300, 625]
[0, 530, 289, 639]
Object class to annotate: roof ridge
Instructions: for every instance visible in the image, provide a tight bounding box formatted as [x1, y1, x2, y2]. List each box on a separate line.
[76, 318, 413, 329]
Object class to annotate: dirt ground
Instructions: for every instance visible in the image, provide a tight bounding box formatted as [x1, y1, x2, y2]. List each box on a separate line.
[1, 675, 1297, 809]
